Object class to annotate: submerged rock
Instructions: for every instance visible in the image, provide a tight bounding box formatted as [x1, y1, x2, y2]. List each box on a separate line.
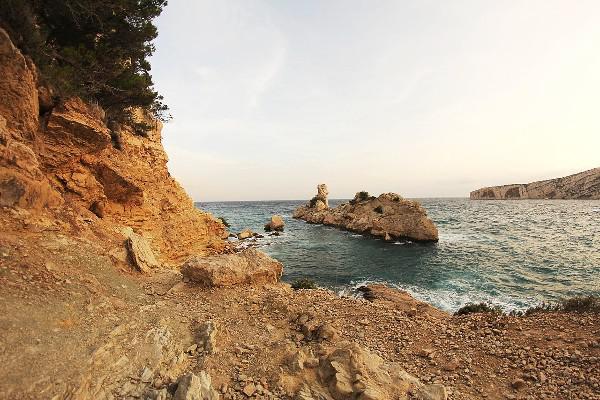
[181, 249, 283, 287]
[293, 185, 438, 242]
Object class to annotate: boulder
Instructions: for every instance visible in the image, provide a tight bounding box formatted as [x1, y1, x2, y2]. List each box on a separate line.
[413, 384, 448, 400]
[237, 229, 255, 240]
[315, 341, 422, 400]
[173, 372, 219, 400]
[126, 232, 159, 272]
[181, 249, 283, 287]
[294, 186, 438, 242]
[264, 215, 285, 232]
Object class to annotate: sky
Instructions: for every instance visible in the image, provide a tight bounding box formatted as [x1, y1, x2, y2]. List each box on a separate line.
[151, 0, 600, 201]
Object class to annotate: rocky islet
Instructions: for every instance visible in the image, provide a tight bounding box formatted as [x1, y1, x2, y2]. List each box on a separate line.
[293, 184, 439, 242]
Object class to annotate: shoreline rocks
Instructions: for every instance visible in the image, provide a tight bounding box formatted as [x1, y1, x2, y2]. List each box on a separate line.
[470, 167, 600, 200]
[264, 215, 284, 232]
[293, 184, 439, 242]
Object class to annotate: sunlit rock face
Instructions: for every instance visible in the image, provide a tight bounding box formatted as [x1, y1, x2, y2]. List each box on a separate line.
[0, 28, 226, 266]
[293, 186, 439, 242]
[470, 168, 600, 200]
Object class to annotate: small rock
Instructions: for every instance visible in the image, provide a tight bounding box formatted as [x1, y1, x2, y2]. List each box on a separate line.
[243, 382, 256, 396]
[414, 384, 448, 400]
[174, 372, 219, 400]
[511, 378, 526, 390]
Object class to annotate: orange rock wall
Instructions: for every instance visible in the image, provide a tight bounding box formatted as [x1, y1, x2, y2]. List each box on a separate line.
[0, 28, 226, 265]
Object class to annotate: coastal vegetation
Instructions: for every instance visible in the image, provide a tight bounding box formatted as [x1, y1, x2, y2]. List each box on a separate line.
[454, 302, 503, 316]
[0, 0, 169, 132]
[455, 295, 600, 316]
[291, 278, 318, 290]
[217, 216, 230, 228]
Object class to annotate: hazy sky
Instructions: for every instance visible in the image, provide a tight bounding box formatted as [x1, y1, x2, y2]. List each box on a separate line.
[151, 1, 600, 201]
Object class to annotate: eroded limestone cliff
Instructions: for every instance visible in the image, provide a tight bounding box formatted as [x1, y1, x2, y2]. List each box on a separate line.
[0, 28, 226, 266]
[470, 168, 600, 200]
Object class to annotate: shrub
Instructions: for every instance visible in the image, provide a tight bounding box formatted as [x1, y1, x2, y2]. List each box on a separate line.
[291, 278, 317, 290]
[309, 196, 319, 207]
[217, 217, 230, 228]
[454, 302, 503, 316]
[524, 295, 600, 315]
[374, 205, 383, 214]
[357, 191, 370, 201]
[559, 295, 600, 313]
[0, 0, 170, 131]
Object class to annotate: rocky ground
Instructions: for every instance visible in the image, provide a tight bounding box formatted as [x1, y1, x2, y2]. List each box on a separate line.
[1, 210, 598, 400]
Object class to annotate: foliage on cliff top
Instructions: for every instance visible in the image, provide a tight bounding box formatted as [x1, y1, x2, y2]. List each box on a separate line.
[0, 0, 169, 129]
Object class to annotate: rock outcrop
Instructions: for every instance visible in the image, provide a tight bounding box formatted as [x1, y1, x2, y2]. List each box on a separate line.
[470, 168, 600, 200]
[264, 214, 285, 232]
[181, 249, 283, 287]
[126, 231, 160, 273]
[289, 341, 447, 400]
[174, 372, 219, 400]
[0, 28, 226, 268]
[293, 185, 439, 242]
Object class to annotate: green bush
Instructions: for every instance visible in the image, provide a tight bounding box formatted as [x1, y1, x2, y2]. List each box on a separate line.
[0, 0, 170, 131]
[524, 295, 600, 315]
[217, 217, 230, 228]
[291, 278, 317, 290]
[454, 302, 503, 316]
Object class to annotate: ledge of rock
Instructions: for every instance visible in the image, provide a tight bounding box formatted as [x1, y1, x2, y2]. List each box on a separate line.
[289, 341, 447, 400]
[470, 167, 600, 200]
[181, 249, 283, 287]
[293, 184, 438, 242]
[357, 284, 448, 319]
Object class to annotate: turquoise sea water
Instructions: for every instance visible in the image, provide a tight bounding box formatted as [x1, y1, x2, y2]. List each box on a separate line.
[196, 199, 600, 312]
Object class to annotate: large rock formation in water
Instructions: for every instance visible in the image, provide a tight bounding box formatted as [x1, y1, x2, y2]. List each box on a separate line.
[470, 168, 600, 200]
[0, 28, 226, 266]
[293, 184, 439, 242]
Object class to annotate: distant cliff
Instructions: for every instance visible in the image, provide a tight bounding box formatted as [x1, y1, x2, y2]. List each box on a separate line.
[470, 168, 600, 200]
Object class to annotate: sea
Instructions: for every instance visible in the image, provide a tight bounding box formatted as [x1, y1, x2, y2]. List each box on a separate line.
[196, 199, 600, 313]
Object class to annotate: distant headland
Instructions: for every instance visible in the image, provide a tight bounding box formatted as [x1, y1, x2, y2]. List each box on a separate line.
[470, 167, 600, 200]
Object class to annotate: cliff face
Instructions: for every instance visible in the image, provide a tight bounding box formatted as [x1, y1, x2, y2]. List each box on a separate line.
[0, 28, 226, 265]
[470, 168, 600, 200]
